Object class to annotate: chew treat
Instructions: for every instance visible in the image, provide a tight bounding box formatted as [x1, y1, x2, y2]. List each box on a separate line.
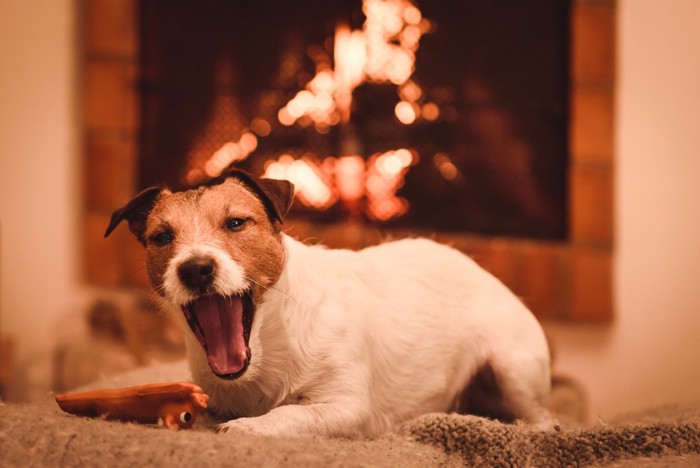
[55, 382, 209, 430]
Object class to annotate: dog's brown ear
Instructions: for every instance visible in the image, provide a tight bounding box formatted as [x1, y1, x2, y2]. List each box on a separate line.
[227, 169, 295, 224]
[104, 186, 163, 245]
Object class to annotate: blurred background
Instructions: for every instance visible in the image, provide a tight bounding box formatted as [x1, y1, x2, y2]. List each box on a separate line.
[0, 0, 698, 423]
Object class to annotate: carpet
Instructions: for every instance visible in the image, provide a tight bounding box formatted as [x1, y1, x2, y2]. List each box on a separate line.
[1, 361, 699, 467]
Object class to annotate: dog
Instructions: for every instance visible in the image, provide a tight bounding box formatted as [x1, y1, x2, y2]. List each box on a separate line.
[105, 169, 553, 437]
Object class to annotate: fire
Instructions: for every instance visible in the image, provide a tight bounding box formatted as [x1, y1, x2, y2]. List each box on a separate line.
[202, 131, 258, 179]
[334, 24, 367, 123]
[262, 149, 416, 221]
[433, 152, 461, 182]
[277, 0, 432, 128]
[394, 101, 417, 125]
[366, 149, 415, 220]
[362, 0, 430, 87]
[336, 156, 366, 202]
[263, 155, 336, 209]
[198, 0, 435, 221]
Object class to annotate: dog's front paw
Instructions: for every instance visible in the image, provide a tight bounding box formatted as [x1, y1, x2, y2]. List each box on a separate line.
[217, 418, 281, 437]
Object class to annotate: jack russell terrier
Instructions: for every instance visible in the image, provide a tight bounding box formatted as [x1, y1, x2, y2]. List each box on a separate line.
[105, 169, 553, 437]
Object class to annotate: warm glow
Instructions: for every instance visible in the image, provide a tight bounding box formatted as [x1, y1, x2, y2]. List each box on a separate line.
[365, 148, 414, 220]
[335, 24, 367, 123]
[433, 152, 460, 181]
[279, 72, 340, 128]
[395, 148, 413, 165]
[399, 80, 422, 102]
[421, 102, 440, 121]
[402, 4, 422, 25]
[204, 143, 240, 177]
[263, 155, 335, 209]
[277, 107, 295, 126]
[376, 149, 412, 176]
[239, 132, 258, 153]
[203, 132, 260, 178]
[250, 118, 271, 137]
[394, 101, 417, 124]
[279, 0, 428, 129]
[287, 90, 314, 118]
[260, 149, 415, 220]
[400, 26, 420, 48]
[363, 0, 425, 86]
[199, 0, 432, 221]
[336, 156, 366, 201]
[186, 168, 206, 186]
[310, 70, 336, 93]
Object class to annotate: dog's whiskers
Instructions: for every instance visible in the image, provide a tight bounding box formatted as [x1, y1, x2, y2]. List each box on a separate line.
[244, 275, 298, 304]
[132, 287, 160, 302]
[152, 282, 168, 296]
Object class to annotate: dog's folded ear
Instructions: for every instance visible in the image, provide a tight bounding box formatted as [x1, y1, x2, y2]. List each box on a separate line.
[104, 186, 163, 245]
[227, 169, 295, 224]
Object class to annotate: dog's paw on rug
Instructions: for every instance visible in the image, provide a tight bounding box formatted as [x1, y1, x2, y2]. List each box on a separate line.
[402, 412, 700, 467]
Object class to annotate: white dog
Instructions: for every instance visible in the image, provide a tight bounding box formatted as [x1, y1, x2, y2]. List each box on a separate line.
[105, 169, 552, 437]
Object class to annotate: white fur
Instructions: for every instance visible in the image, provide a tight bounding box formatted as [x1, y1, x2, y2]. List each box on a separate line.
[166, 234, 553, 437]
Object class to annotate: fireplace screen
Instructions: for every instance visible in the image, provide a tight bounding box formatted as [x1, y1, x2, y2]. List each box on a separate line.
[139, 0, 570, 239]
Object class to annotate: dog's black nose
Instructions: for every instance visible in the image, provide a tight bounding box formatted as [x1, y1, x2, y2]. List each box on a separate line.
[178, 257, 216, 291]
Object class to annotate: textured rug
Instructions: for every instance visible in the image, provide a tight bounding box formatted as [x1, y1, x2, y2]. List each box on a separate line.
[1, 362, 699, 467]
[404, 410, 700, 467]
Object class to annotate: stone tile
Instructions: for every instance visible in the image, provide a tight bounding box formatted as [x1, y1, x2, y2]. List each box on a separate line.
[83, 60, 137, 132]
[83, 0, 137, 57]
[570, 165, 614, 245]
[570, 87, 614, 164]
[519, 242, 566, 320]
[572, 3, 616, 84]
[569, 246, 613, 321]
[569, 248, 613, 322]
[84, 211, 124, 285]
[469, 238, 519, 293]
[84, 135, 136, 210]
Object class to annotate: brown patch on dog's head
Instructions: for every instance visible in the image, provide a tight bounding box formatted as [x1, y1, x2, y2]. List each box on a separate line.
[105, 169, 294, 243]
[203, 169, 294, 227]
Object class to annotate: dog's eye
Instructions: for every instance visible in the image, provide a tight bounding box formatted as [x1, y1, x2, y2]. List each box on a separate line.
[225, 218, 247, 231]
[151, 231, 174, 245]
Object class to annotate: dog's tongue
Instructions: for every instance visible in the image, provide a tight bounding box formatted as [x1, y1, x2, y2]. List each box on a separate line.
[184, 296, 247, 376]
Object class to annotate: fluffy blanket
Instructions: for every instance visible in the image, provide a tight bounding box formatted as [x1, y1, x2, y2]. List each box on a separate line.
[1, 362, 699, 467]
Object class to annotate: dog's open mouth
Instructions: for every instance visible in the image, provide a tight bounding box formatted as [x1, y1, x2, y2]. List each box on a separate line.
[182, 293, 254, 379]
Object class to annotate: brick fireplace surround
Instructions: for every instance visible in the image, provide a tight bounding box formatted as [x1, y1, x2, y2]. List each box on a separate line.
[81, 0, 615, 322]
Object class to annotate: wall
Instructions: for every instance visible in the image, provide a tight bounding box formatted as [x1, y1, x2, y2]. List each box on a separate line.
[545, 0, 700, 420]
[0, 0, 81, 400]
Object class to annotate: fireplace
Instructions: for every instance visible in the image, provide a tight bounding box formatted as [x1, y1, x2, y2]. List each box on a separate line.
[82, 0, 615, 321]
[138, 0, 569, 239]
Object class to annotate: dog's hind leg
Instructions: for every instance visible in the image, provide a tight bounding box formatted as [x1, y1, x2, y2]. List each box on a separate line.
[459, 355, 554, 430]
[458, 361, 515, 422]
[491, 352, 555, 430]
